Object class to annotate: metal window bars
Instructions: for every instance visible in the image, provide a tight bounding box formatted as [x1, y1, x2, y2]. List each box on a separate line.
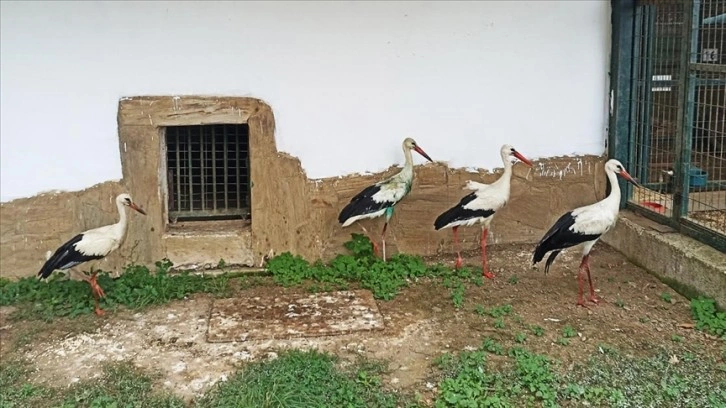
[166, 124, 251, 222]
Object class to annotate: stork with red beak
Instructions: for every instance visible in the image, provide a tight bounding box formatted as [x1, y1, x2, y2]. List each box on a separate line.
[38, 193, 146, 316]
[532, 159, 638, 307]
[434, 144, 533, 278]
[338, 137, 433, 260]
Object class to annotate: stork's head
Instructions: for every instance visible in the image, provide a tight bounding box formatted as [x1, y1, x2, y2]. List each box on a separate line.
[605, 159, 639, 186]
[403, 137, 433, 163]
[117, 193, 147, 215]
[501, 144, 533, 167]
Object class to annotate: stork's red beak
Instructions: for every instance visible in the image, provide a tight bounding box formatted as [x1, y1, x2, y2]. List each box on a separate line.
[413, 145, 434, 163]
[512, 150, 534, 167]
[619, 169, 639, 186]
[129, 202, 147, 215]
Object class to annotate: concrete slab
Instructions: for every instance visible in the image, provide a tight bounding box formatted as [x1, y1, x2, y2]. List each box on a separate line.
[206, 290, 385, 343]
[602, 210, 726, 309]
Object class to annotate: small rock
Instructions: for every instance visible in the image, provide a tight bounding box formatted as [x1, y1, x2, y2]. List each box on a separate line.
[432, 307, 442, 313]
[391, 377, 400, 384]
[399, 366, 409, 371]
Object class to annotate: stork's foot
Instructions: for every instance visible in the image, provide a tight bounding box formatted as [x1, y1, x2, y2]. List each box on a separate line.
[94, 306, 106, 316]
[371, 242, 380, 258]
[588, 295, 602, 304]
[454, 257, 463, 269]
[576, 299, 591, 309]
[483, 270, 495, 280]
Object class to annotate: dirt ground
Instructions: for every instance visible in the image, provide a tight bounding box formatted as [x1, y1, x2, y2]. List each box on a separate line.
[0, 242, 722, 404]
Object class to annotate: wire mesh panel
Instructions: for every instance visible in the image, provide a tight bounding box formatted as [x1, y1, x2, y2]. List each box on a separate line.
[628, 1, 685, 217]
[684, 0, 726, 235]
[626, 0, 725, 247]
[166, 124, 251, 222]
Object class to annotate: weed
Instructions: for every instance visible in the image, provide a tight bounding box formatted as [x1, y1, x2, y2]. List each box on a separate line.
[661, 292, 673, 303]
[639, 316, 650, 324]
[671, 334, 684, 343]
[267, 234, 463, 305]
[481, 337, 504, 355]
[515, 332, 527, 344]
[474, 304, 486, 316]
[508, 275, 519, 285]
[494, 318, 506, 329]
[197, 349, 411, 408]
[615, 298, 625, 308]
[530, 325, 545, 337]
[561, 325, 577, 338]
[484, 304, 513, 318]
[690, 297, 726, 338]
[556, 337, 570, 346]
[0, 259, 232, 320]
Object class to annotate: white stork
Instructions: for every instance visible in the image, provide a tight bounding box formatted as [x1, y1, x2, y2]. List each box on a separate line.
[38, 193, 146, 315]
[532, 159, 638, 307]
[338, 137, 433, 260]
[434, 144, 533, 278]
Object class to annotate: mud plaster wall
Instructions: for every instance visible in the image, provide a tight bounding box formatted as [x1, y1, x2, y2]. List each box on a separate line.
[0, 96, 608, 279]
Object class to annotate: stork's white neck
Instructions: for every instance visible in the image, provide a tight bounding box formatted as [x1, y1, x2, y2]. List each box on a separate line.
[602, 168, 622, 210]
[403, 146, 414, 170]
[492, 155, 514, 189]
[114, 199, 129, 242]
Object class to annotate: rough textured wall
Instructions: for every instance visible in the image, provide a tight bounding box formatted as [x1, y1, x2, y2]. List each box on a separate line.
[0, 96, 607, 279]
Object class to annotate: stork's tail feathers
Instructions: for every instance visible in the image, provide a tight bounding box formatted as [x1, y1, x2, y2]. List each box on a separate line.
[544, 250, 561, 275]
[532, 242, 562, 275]
[433, 207, 459, 230]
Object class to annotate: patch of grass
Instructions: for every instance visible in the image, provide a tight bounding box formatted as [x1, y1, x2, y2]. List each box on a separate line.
[434, 341, 726, 408]
[494, 318, 506, 329]
[474, 304, 486, 316]
[671, 334, 684, 343]
[514, 332, 527, 344]
[530, 325, 545, 337]
[481, 337, 504, 355]
[268, 234, 470, 307]
[0, 359, 183, 408]
[508, 275, 519, 285]
[61, 362, 185, 407]
[615, 298, 625, 308]
[197, 349, 413, 408]
[556, 337, 570, 346]
[565, 349, 726, 407]
[484, 304, 514, 318]
[0, 259, 232, 320]
[690, 297, 726, 338]
[661, 292, 673, 303]
[561, 325, 577, 338]
[0, 359, 51, 408]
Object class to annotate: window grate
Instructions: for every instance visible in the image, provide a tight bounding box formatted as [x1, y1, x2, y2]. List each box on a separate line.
[166, 124, 250, 222]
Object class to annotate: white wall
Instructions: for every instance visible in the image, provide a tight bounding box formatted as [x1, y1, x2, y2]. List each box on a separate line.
[0, 1, 611, 202]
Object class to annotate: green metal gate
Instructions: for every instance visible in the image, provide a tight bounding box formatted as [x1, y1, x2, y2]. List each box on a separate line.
[610, 0, 726, 252]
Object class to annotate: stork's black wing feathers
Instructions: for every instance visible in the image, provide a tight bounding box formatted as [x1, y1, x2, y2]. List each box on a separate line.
[434, 192, 495, 230]
[532, 211, 601, 271]
[38, 234, 104, 279]
[338, 184, 390, 224]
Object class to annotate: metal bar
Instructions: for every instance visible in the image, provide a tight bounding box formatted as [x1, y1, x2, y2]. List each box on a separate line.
[689, 61, 726, 73]
[223, 125, 229, 209]
[212, 126, 217, 211]
[611, 0, 638, 207]
[640, 6, 657, 185]
[187, 127, 193, 212]
[174, 130, 181, 212]
[236, 125, 241, 210]
[201, 127, 206, 212]
[628, 5, 644, 200]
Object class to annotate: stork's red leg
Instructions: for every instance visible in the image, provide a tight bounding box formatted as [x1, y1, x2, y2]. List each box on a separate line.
[86, 271, 106, 316]
[584, 257, 601, 304]
[576, 256, 589, 308]
[359, 225, 380, 257]
[481, 228, 494, 279]
[452, 226, 463, 269]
